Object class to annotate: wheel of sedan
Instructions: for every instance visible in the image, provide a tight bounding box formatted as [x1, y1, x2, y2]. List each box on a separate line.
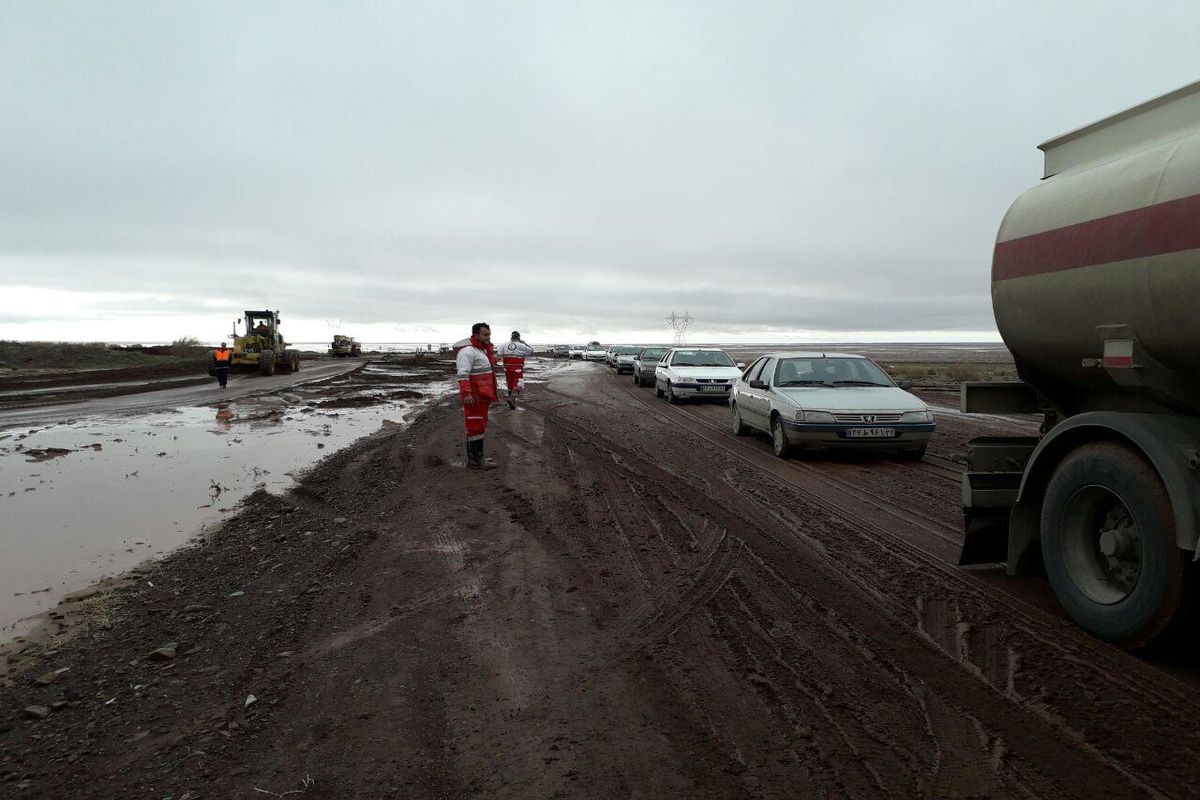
[666, 382, 680, 404]
[731, 403, 750, 436]
[770, 415, 791, 458]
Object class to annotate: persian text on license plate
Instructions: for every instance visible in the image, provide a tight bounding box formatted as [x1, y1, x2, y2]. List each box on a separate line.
[846, 427, 895, 438]
[701, 386, 726, 392]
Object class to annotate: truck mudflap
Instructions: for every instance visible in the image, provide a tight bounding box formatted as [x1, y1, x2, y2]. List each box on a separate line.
[960, 436, 1039, 567]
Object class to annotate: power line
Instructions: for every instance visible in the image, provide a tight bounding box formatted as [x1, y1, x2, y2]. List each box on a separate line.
[665, 311, 694, 346]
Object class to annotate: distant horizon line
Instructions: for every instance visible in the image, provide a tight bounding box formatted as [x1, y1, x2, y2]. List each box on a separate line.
[7, 338, 1010, 347]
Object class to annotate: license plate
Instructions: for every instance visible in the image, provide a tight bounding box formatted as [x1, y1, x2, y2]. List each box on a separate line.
[700, 385, 726, 392]
[846, 427, 895, 438]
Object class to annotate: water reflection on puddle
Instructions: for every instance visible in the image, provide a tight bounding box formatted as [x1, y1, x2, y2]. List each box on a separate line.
[0, 389, 444, 635]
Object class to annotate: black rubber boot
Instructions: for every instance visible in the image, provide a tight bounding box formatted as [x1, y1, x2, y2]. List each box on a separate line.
[479, 440, 497, 468]
[467, 440, 495, 470]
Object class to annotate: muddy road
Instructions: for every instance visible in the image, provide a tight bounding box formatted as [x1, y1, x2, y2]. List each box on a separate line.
[0, 356, 455, 639]
[3, 362, 1198, 799]
[0, 359, 367, 431]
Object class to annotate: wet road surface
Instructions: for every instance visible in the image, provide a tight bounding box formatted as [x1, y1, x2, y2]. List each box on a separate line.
[0, 357, 455, 637]
[4, 360, 1199, 799]
[0, 359, 366, 431]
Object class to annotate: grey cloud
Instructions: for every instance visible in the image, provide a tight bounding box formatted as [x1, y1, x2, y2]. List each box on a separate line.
[1, 2, 1198, 339]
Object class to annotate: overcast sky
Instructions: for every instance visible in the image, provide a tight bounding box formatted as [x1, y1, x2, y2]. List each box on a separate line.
[1, 2, 1197, 344]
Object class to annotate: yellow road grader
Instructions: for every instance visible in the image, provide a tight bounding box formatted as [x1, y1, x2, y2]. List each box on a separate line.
[228, 310, 301, 376]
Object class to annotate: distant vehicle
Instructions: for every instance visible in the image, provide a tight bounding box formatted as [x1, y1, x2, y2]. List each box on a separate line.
[550, 345, 571, 358]
[583, 345, 607, 362]
[228, 310, 301, 376]
[632, 347, 669, 386]
[654, 348, 744, 403]
[328, 334, 361, 358]
[609, 345, 644, 374]
[567, 345, 586, 360]
[960, 80, 1200, 648]
[730, 352, 934, 460]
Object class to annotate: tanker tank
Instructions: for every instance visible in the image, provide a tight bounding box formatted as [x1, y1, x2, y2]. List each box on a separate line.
[992, 80, 1200, 416]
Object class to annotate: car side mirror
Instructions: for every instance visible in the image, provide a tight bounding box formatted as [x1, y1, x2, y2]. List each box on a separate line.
[898, 380, 913, 390]
[736, 362, 746, 369]
[749, 380, 767, 389]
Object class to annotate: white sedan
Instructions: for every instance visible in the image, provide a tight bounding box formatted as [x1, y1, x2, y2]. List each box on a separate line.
[654, 348, 745, 403]
[729, 351, 935, 459]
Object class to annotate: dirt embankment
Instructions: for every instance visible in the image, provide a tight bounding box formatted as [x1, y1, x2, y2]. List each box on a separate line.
[2, 367, 1198, 799]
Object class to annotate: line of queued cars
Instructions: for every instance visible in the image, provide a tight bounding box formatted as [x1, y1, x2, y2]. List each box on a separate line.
[595, 344, 934, 460]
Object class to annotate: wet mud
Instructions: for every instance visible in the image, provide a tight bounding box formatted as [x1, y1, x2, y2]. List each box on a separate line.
[0, 357, 455, 639]
[2, 362, 1197, 799]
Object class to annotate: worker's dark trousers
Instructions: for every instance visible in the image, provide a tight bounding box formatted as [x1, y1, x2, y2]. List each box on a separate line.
[215, 368, 230, 388]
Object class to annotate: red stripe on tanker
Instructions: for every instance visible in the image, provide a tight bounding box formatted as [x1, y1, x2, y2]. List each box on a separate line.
[993, 192, 1200, 281]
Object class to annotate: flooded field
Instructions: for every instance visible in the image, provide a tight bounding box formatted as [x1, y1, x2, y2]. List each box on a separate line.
[0, 359, 458, 637]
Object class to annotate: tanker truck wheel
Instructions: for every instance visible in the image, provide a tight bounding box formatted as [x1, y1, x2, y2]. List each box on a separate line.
[259, 350, 275, 377]
[1040, 441, 1187, 649]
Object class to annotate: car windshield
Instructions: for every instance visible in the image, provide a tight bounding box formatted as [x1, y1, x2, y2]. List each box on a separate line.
[639, 349, 667, 359]
[672, 350, 735, 367]
[773, 357, 892, 387]
[615, 346, 641, 354]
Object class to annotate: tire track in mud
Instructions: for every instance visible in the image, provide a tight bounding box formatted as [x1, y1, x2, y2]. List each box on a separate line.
[627, 382, 1200, 700]
[525, 375, 1200, 798]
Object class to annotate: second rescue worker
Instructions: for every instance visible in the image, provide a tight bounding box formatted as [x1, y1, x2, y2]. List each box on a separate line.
[498, 331, 535, 409]
[454, 322, 499, 470]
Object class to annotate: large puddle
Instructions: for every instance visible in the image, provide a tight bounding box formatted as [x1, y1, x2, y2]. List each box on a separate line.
[0, 360, 458, 637]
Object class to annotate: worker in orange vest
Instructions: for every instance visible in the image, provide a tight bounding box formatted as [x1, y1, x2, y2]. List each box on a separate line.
[212, 342, 234, 389]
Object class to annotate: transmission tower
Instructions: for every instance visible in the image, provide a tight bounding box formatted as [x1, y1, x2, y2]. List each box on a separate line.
[665, 311, 694, 346]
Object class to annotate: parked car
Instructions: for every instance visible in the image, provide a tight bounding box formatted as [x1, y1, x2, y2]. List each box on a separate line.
[568, 345, 585, 360]
[654, 348, 745, 403]
[632, 347, 669, 386]
[550, 345, 571, 358]
[584, 345, 608, 361]
[609, 345, 644, 374]
[729, 352, 935, 459]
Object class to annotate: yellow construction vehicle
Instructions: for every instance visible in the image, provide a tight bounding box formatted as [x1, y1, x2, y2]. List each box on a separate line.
[230, 310, 301, 375]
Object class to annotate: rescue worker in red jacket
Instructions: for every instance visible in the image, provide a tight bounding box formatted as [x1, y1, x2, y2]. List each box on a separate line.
[454, 322, 499, 470]
[211, 342, 234, 389]
[497, 331, 535, 409]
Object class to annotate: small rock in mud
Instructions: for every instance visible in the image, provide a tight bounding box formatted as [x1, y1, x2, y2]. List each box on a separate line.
[23, 705, 51, 720]
[148, 644, 177, 661]
[23, 447, 73, 462]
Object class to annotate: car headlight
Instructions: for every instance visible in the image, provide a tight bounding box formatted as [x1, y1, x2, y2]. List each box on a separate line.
[901, 409, 932, 422]
[798, 410, 835, 423]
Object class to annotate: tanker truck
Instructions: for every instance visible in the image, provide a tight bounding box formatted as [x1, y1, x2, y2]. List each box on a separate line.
[960, 80, 1200, 648]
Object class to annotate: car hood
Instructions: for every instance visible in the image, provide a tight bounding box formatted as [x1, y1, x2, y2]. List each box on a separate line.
[773, 386, 926, 411]
[671, 366, 742, 379]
